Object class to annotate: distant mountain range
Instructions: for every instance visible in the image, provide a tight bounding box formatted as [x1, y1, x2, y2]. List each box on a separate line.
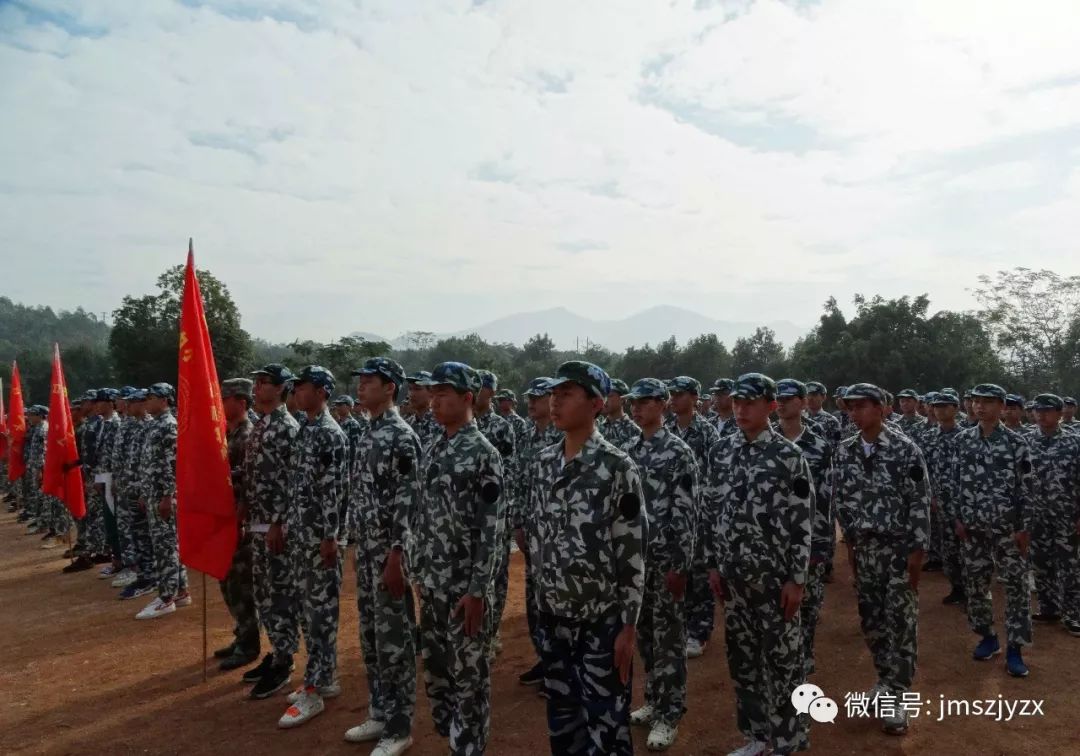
[353, 305, 807, 352]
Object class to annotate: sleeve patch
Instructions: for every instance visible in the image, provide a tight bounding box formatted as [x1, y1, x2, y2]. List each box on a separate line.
[679, 473, 694, 490]
[1021, 459, 1032, 474]
[481, 481, 501, 504]
[320, 451, 333, 467]
[909, 465, 925, 482]
[397, 455, 413, 475]
[619, 492, 641, 520]
[792, 476, 811, 498]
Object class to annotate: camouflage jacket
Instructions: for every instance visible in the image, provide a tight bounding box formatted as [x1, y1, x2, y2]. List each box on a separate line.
[511, 419, 562, 530]
[353, 407, 421, 556]
[500, 411, 529, 442]
[832, 426, 930, 551]
[93, 413, 122, 478]
[475, 409, 515, 459]
[623, 427, 697, 573]
[666, 413, 719, 467]
[806, 409, 842, 448]
[288, 408, 348, 544]
[226, 417, 252, 512]
[141, 411, 177, 504]
[81, 415, 103, 471]
[921, 424, 963, 519]
[413, 420, 505, 598]
[1024, 427, 1080, 524]
[703, 427, 813, 586]
[407, 409, 443, 450]
[526, 430, 646, 624]
[601, 414, 642, 451]
[243, 405, 300, 526]
[896, 414, 928, 437]
[775, 423, 835, 562]
[109, 415, 137, 495]
[121, 416, 151, 501]
[949, 423, 1034, 534]
[27, 423, 46, 476]
[711, 413, 740, 440]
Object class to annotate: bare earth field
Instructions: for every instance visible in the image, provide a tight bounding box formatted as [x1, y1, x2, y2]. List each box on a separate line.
[2, 511, 1079, 755]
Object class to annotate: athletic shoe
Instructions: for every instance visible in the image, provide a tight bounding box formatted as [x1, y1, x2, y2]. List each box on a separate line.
[40, 539, 58, 550]
[344, 719, 386, 743]
[41, 530, 57, 541]
[941, 590, 966, 606]
[174, 591, 192, 608]
[973, 634, 1001, 661]
[220, 650, 261, 672]
[242, 654, 275, 684]
[111, 569, 138, 588]
[91, 553, 112, 564]
[120, 581, 156, 600]
[98, 564, 118, 578]
[647, 721, 678, 751]
[278, 689, 324, 728]
[518, 662, 544, 686]
[136, 597, 176, 620]
[26, 524, 40, 534]
[1064, 620, 1080, 637]
[630, 703, 655, 726]
[62, 555, 94, 574]
[214, 643, 237, 659]
[1005, 645, 1029, 677]
[685, 638, 706, 658]
[882, 707, 909, 735]
[1032, 611, 1062, 623]
[726, 739, 768, 756]
[287, 680, 340, 703]
[370, 736, 413, 756]
[251, 662, 292, 699]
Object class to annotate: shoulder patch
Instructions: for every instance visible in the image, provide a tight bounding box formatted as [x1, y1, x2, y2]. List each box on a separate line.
[618, 492, 641, 520]
[481, 481, 501, 504]
[792, 476, 811, 498]
[397, 455, 413, 475]
[909, 464, 924, 482]
[320, 451, 333, 467]
[1021, 459, 1032, 474]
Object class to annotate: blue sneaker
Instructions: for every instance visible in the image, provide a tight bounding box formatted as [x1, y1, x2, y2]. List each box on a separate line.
[1006, 645, 1029, 677]
[973, 634, 1001, 661]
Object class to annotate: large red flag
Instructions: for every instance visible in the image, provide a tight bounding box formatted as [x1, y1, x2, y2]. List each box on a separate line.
[0, 377, 7, 459]
[7, 363, 27, 482]
[42, 344, 86, 518]
[176, 240, 237, 580]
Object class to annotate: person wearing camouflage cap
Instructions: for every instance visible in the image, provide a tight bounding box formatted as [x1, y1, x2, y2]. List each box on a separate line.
[494, 389, 527, 441]
[106, 386, 149, 588]
[700, 373, 814, 755]
[525, 360, 644, 755]
[1003, 394, 1027, 433]
[601, 378, 641, 451]
[346, 357, 422, 749]
[91, 386, 126, 569]
[330, 394, 366, 547]
[405, 371, 442, 451]
[895, 389, 927, 437]
[921, 391, 967, 607]
[277, 366, 349, 729]
[116, 389, 158, 601]
[960, 390, 977, 428]
[1024, 394, 1080, 636]
[21, 408, 53, 544]
[623, 378, 698, 750]
[831, 383, 931, 736]
[709, 378, 738, 439]
[804, 381, 842, 449]
[407, 361, 505, 754]
[1061, 396, 1079, 432]
[950, 383, 1035, 678]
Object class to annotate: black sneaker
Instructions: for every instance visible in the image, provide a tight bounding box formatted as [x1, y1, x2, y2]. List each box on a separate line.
[1032, 611, 1062, 623]
[41, 530, 57, 541]
[62, 555, 94, 574]
[242, 653, 275, 684]
[942, 590, 966, 606]
[91, 553, 112, 565]
[250, 662, 291, 699]
[214, 643, 237, 659]
[1063, 620, 1080, 637]
[220, 650, 260, 672]
[518, 662, 544, 686]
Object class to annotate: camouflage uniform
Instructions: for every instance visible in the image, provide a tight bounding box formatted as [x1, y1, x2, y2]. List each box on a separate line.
[414, 411, 504, 753]
[124, 413, 155, 581]
[88, 411, 120, 554]
[896, 413, 928, 437]
[289, 405, 348, 689]
[474, 407, 516, 647]
[712, 413, 740, 440]
[805, 409, 842, 448]
[75, 412, 102, 546]
[220, 408, 259, 658]
[142, 408, 188, 600]
[499, 410, 528, 442]
[337, 411, 366, 542]
[111, 413, 140, 570]
[623, 421, 697, 729]
[352, 405, 421, 739]
[25, 420, 47, 526]
[407, 409, 443, 451]
[922, 421, 966, 595]
[601, 414, 641, 450]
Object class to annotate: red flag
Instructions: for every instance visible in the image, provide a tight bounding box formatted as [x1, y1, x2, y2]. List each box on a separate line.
[42, 345, 86, 518]
[176, 239, 237, 580]
[7, 363, 27, 482]
[0, 377, 7, 459]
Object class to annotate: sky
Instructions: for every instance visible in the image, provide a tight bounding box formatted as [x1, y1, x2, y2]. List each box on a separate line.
[2, 0, 1080, 345]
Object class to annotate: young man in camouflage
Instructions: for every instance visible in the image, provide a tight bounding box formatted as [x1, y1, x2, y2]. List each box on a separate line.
[331, 394, 365, 544]
[805, 381, 842, 448]
[600, 379, 640, 449]
[23, 407, 47, 536]
[1025, 394, 1080, 634]
[117, 390, 157, 600]
[108, 389, 142, 587]
[527, 360, 645, 756]
[495, 389, 528, 441]
[1004, 394, 1027, 433]
[923, 391, 967, 607]
[832, 383, 930, 736]
[278, 366, 348, 729]
[895, 389, 927, 437]
[412, 362, 505, 755]
[243, 364, 303, 699]
[97, 388, 134, 572]
[1062, 397, 1080, 432]
[86, 388, 121, 563]
[345, 357, 421, 756]
[665, 375, 719, 659]
[406, 371, 443, 450]
[624, 378, 698, 751]
[949, 383, 1034, 677]
[709, 378, 738, 438]
[135, 383, 190, 620]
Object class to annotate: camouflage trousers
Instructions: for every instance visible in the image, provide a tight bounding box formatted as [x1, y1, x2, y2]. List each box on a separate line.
[147, 504, 188, 599]
[523, 547, 542, 657]
[129, 499, 156, 579]
[251, 533, 300, 664]
[685, 540, 716, 644]
[117, 491, 137, 569]
[489, 529, 512, 651]
[852, 536, 918, 692]
[1030, 511, 1080, 621]
[418, 586, 492, 755]
[800, 561, 828, 677]
[638, 567, 687, 727]
[83, 486, 108, 554]
[940, 511, 966, 593]
[723, 578, 803, 755]
[356, 548, 416, 739]
[538, 612, 633, 756]
[927, 500, 944, 563]
[219, 532, 260, 656]
[295, 543, 342, 689]
[24, 476, 42, 521]
[962, 529, 1032, 646]
[47, 494, 73, 537]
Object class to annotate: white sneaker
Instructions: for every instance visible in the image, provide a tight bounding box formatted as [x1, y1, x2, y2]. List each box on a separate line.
[111, 569, 137, 588]
[685, 638, 705, 658]
[136, 597, 176, 620]
[278, 690, 325, 729]
[344, 718, 386, 743]
[174, 592, 193, 608]
[371, 735, 413, 756]
[726, 739, 768, 756]
[630, 704, 655, 726]
[288, 681, 341, 703]
[27, 525, 39, 534]
[99, 565, 118, 578]
[647, 722, 678, 751]
[41, 540, 58, 550]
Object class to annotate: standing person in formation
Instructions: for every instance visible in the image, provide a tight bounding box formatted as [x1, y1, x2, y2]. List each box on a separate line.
[832, 384, 930, 737]
[86, 389, 120, 564]
[215, 379, 260, 672]
[135, 383, 191, 620]
[96, 388, 134, 573]
[1025, 394, 1080, 634]
[702, 374, 812, 756]
[528, 361, 645, 756]
[512, 377, 561, 688]
[895, 389, 927, 437]
[68, 393, 103, 561]
[108, 389, 141, 588]
[709, 379, 738, 439]
[804, 382, 842, 448]
[406, 371, 443, 450]
[117, 390, 157, 601]
[665, 376, 719, 659]
[960, 391, 977, 427]
[600, 379, 640, 449]
[1062, 397, 1080, 432]
[623, 378, 697, 751]
[345, 358, 421, 756]
[923, 392, 967, 607]
[332, 395, 365, 546]
[243, 364, 303, 700]
[412, 362, 505, 755]
[1004, 394, 1027, 433]
[950, 384, 1034, 678]
[24, 407, 49, 539]
[495, 389, 528, 441]
[278, 366, 348, 729]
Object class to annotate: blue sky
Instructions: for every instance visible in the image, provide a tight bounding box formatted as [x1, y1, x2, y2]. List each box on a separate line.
[2, 0, 1079, 343]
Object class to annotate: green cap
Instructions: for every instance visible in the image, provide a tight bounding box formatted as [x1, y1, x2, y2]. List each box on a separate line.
[805, 381, 827, 396]
[221, 378, 254, 400]
[1032, 393, 1064, 411]
[896, 389, 919, 400]
[668, 376, 701, 395]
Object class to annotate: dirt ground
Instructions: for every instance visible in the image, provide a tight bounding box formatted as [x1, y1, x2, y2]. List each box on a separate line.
[3, 511, 1079, 756]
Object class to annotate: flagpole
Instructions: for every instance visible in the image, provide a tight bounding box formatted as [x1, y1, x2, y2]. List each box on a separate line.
[202, 572, 208, 682]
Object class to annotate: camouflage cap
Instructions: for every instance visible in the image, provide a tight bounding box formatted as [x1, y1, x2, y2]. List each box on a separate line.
[547, 360, 611, 399]
[477, 370, 498, 391]
[95, 388, 120, 402]
[1032, 393, 1064, 411]
[963, 389, 974, 399]
[805, 381, 827, 396]
[1064, 396, 1077, 407]
[331, 394, 355, 407]
[147, 382, 174, 400]
[709, 378, 735, 395]
[609, 378, 631, 396]
[421, 361, 481, 393]
[896, 389, 919, 400]
[668, 376, 701, 395]
[843, 383, 886, 405]
[250, 363, 295, 386]
[625, 377, 670, 401]
[81, 390, 98, 402]
[495, 389, 517, 402]
[28, 404, 48, 417]
[1005, 393, 1025, 408]
[970, 383, 1006, 401]
[929, 391, 958, 406]
[118, 385, 138, 400]
[351, 357, 406, 387]
[731, 372, 777, 400]
[776, 378, 808, 399]
[523, 377, 552, 397]
[406, 370, 432, 384]
[128, 389, 148, 402]
[221, 378, 254, 400]
[939, 387, 960, 400]
[294, 365, 336, 393]
[834, 385, 849, 399]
